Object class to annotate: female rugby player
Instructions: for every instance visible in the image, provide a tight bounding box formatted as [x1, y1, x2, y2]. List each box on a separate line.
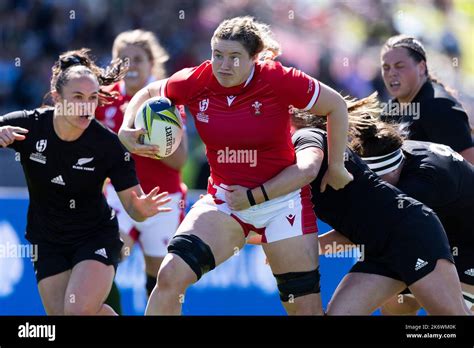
[226, 97, 471, 315]
[96, 29, 188, 300]
[0, 49, 171, 315]
[119, 16, 353, 315]
[380, 35, 474, 164]
[346, 95, 474, 314]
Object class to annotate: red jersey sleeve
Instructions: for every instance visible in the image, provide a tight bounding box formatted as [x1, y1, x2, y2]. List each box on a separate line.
[268, 61, 321, 111]
[162, 61, 212, 105]
[162, 67, 198, 105]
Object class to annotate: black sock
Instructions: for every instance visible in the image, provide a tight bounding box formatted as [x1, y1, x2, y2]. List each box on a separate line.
[104, 281, 122, 315]
[146, 274, 157, 297]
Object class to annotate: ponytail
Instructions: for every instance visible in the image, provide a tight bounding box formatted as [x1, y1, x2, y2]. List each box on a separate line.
[48, 48, 128, 106]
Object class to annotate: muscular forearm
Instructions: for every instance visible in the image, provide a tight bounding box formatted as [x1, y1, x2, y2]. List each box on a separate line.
[326, 98, 349, 168]
[308, 83, 348, 169]
[118, 185, 146, 222]
[251, 148, 322, 204]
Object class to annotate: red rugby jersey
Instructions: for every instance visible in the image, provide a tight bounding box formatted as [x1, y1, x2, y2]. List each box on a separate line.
[95, 81, 185, 194]
[161, 60, 320, 189]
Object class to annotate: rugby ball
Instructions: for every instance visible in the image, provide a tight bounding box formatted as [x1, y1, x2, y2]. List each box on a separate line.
[134, 96, 183, 159]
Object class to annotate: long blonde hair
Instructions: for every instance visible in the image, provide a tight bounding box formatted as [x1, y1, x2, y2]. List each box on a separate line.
[112, 29, 169, 80]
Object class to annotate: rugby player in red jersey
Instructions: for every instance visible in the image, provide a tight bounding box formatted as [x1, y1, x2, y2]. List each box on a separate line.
[119, 17, 353, 315]
[96, 30, 188, 300]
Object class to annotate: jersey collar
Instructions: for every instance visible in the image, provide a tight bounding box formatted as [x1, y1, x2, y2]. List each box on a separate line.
[209, 63, 257, 96]
[244, 64, 255, 87]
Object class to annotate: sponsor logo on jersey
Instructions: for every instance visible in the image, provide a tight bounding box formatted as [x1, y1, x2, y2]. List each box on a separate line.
[197, 99, 210, 123]
[94, 248, 108, 259]
[252, 101, 262, 115]
[286, 214, 296, 226]
[29, 139, 48, 164]
[36, 140, 47, 152]
[51, 175, 65, 186]
[464, 268, 474, 277]
[72, 157, 95, 171]
[415, 258, 428, 271]
[29, 153, 47, 164]
[227, 95, 236, 106]
[196, 113, 209, 123]
[199, 99, 209, 112]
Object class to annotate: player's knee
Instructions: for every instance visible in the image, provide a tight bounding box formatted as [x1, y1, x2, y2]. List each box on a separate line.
[274, 267, 321, 303]
[64, 299, 100, 315]
[156, 259, 184, 292]
[156, 257, 197, 293]
[166, 233, 216, 282]
[381, 295, 420, 315]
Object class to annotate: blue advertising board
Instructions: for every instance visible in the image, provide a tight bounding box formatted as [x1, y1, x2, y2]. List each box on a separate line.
[0, 189, 356, 315]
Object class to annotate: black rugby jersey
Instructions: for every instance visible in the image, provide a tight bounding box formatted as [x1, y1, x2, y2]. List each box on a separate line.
[382, 80, 473, 153]
[398, 140, 474, 243]
[292, 128, 426, 252]
[0, 108, 138, 244]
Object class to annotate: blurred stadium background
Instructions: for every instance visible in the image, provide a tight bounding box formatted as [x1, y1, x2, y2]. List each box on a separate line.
[0, 0, 473, 315]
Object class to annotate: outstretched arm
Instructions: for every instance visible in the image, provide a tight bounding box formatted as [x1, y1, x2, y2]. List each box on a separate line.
[0, 126, 28, 148]
[116, 184, 172, 222]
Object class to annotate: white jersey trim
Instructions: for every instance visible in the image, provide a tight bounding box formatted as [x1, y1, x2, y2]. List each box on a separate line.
[303, 79, 321, 111]
[244, 65, 255, 88]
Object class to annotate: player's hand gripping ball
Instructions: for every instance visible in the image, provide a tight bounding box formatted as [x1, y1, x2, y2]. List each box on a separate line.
[134, 96, 183, 159]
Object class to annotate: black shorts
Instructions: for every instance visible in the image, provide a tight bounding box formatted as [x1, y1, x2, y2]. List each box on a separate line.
[396, 243, 474, 296]
[29, 232, 123, 283]
[350, 205, 454, 286]
[453, 244, 474, 285]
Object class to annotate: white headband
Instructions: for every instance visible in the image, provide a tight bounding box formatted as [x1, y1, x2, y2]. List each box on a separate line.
[361, 148, 404, 176]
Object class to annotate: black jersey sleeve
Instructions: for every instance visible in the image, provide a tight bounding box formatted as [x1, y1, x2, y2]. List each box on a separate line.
[292, 128, 325, 153]
[106, 138, 139, 192]
[0, 110, 31, 152]
[420, 99, 473, 153]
